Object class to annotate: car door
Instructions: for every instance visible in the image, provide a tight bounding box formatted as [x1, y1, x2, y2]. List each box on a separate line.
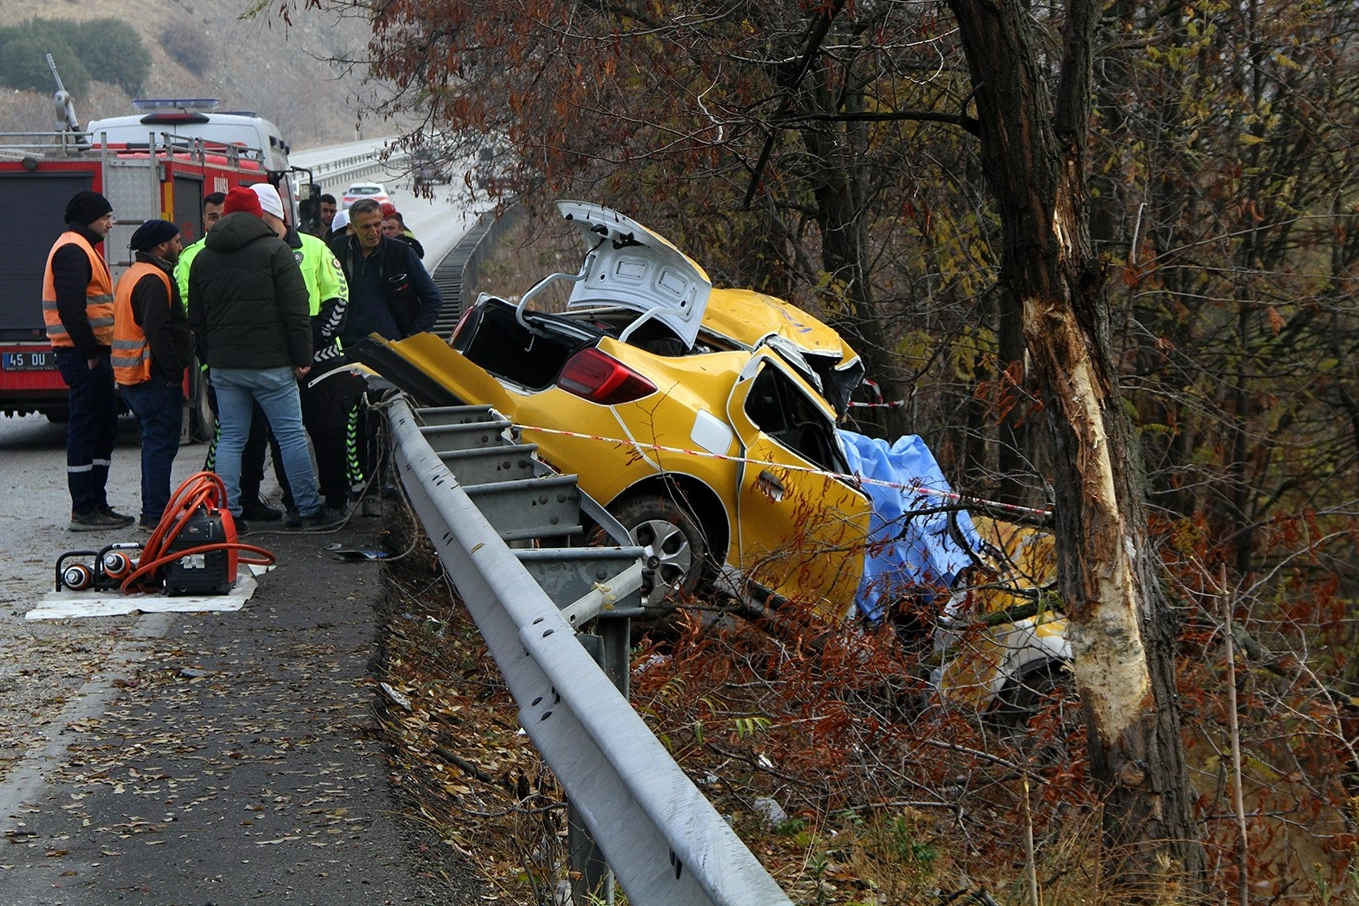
[724, 355, 872, 621]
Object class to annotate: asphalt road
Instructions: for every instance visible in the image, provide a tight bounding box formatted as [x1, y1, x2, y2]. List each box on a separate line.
[0, 415, 483, 905]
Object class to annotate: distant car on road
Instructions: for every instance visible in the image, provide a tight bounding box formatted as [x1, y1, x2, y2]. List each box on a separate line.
[412, 146, 451, 186]
[342, 181, 390, 207]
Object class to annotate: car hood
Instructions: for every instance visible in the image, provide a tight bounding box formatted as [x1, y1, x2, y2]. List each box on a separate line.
[703, 288, 865, 415]
[557, 200, 712, 349]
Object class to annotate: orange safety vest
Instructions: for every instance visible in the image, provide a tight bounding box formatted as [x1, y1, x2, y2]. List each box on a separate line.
[111, 262, 172, 385]
[42, 232, 115, 348]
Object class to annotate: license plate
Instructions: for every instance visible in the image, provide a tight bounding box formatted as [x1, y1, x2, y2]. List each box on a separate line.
[2, 350, 58, 371]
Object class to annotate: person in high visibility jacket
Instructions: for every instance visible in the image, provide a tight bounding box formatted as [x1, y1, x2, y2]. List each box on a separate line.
[42, 190, 136, 531]
[112, 219, 191, 529]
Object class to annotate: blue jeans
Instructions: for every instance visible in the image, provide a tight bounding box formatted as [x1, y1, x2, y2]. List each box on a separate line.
[121, 377, 184, 523]
[210, 367, 321, 518]
[55, 347, 119, 515]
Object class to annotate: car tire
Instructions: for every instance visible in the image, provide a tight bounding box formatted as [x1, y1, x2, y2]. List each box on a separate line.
[609, 494, 710, 614]
[187, 367, 216, 443]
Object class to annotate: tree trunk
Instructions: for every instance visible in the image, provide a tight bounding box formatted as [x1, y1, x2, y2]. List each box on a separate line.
[796, 57, 910, 440]
[947, 0, 1205, 898]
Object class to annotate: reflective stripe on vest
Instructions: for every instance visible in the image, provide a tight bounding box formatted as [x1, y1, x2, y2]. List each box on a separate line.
[111, 262, 172, 385]
[42, 232, 115, 347]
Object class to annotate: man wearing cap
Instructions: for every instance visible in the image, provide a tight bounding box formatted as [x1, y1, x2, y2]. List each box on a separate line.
[380, 208, 425, 259]
[43, 190, 136, 531]
[176, 191, 286, 523]
[112, 220, 190, 529]
[247, 181, 352, 520]
[330, 208, 350, 237]
[187, 186, 333, 531]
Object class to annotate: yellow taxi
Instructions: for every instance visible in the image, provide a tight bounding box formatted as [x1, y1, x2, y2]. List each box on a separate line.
[366, 200, 874, 619]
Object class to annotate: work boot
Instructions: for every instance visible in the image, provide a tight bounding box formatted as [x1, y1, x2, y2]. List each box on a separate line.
[100, 505, 136, 527]
[70, 509, 129, 532]
[288, 506, 347, 530]
[241, 498, 283, 521]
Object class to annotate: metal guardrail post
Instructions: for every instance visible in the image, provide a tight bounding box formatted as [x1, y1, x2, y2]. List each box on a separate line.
[385, 396, 793, 906]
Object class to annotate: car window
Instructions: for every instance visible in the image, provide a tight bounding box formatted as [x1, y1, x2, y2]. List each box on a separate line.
[744, 364, 845, 473]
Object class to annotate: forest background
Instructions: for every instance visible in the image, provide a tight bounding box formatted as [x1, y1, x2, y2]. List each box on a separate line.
[4, 0, 1358, 902]
[302, 0, 1359, 901]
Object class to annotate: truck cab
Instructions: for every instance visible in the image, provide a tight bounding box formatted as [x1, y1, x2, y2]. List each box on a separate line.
[87, 98, 291, 172]
[1, 97, 300, 431]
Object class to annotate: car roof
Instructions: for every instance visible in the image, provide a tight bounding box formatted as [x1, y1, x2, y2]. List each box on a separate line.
[347, 182, 384, 191]
[557, 200, 712, 349]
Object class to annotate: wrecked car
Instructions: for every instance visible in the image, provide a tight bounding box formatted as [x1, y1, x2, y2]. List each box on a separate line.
[366, 200, 874, 618]
[354, 199, 1071, 723]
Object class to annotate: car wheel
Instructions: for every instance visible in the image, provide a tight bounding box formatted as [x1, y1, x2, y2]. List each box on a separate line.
[184, 365, 216, 443]
[986, 663, 1083, 766]
[609, 495, 709, 614]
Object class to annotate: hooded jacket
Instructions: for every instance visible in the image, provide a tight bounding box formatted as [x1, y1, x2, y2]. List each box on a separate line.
[187, 212, 312, 370]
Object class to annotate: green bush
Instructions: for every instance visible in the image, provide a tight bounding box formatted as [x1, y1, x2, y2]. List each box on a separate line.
[0, 28, 89, 96]
[72, 19, 149, 96]
[0, 17, 147, 97]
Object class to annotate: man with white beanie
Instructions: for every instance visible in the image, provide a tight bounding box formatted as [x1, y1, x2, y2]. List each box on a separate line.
[247, 183, 355, 518]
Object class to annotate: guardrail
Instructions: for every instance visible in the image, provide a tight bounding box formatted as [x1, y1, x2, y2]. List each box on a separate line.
[292, 140, 410, 190]
[384, 396, 794, 906]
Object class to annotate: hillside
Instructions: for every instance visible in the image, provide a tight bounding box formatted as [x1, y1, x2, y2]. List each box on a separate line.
[0, 0, 389, 150]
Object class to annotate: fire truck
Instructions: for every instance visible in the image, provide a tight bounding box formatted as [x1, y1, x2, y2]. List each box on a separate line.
[0, 83, 313, 438]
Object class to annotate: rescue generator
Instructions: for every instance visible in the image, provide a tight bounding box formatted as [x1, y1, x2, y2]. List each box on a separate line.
[54, 473, 271, 597]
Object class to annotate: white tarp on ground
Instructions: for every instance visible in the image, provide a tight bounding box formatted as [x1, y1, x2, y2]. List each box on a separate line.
[26, 568, 265, 621]
[839, 431, 983, 623]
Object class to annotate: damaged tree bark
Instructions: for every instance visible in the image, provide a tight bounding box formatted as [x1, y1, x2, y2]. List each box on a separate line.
[946, 0, 1205, 898]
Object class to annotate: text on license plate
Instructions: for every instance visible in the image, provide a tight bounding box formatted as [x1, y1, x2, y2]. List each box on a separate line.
[1, 351, 58, 371]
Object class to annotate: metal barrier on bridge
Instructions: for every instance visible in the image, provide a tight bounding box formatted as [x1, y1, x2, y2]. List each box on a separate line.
[383, 396, 793, 906]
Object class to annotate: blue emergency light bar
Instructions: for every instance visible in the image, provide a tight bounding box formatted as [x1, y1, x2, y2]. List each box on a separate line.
[131, 98, 222, 111]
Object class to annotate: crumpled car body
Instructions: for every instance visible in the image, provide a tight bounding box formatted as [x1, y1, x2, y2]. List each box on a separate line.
[371, 200, 874, 618]
[355, 199, 1070, 721]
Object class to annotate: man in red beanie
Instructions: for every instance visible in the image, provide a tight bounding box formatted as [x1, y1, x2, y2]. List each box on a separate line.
[187, 186, 338, 530]
[43, 189, 136, 530]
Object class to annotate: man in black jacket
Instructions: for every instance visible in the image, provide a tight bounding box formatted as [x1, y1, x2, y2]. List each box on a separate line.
[329, 198, 441, 345]
[112, 220, 191, 529]
[187, 187, 337, 530]
[328, 197, 442, 498]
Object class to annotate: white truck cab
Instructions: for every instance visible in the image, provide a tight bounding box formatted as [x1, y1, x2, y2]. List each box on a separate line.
[87, 98, 291, 171]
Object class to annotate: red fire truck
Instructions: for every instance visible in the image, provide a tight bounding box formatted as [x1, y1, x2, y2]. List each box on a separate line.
[1, 97, 311, 438]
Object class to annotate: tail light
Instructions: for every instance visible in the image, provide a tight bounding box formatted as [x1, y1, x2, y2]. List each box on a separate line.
[558, 348, 657, 404]
[449, 306, 479, 349]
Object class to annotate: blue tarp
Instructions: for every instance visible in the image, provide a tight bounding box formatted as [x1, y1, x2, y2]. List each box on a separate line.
[838, 431, 983, 623]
